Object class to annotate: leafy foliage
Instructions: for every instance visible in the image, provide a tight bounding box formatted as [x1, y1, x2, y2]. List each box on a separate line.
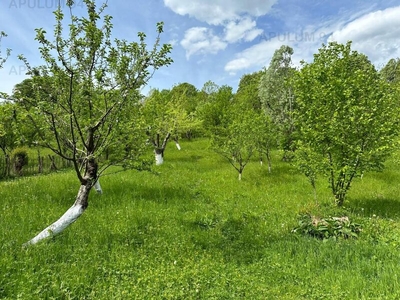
[14, 1, 173, 184]
[0, 31, 11, 71]
[211, 100, 262, 180]
[199, 83, 233, 136]
[294, 41, 399, 206]
[292, 214, 362, 240]
[380, 58, 400, 83]
[259, 45, 296, 158]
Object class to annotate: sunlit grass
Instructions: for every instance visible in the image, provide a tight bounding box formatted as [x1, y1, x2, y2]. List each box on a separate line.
[1, 139, 400, 299]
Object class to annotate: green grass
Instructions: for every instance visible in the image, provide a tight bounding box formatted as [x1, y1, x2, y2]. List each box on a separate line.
[2, 139, 400, 299]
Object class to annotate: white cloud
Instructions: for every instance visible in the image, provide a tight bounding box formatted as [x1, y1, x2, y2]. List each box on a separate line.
[164, 0, 277, 25]
[181, 20, 263, 58]
[165, 0, 275, 58]
[328, 6, 400, 66]
[224, 38, 284, 74]
[224, 5, 400, 75]
[180, 27, 227, 59]
[224, 17, 263, 43]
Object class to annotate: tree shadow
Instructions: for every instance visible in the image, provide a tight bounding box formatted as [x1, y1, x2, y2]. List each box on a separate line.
[167, 154, 204, 163]
[350, 197, 400, 219]
[186, 213, 291, 265]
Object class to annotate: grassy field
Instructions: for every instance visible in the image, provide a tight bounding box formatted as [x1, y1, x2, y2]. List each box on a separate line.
[2, 139, 400, 299]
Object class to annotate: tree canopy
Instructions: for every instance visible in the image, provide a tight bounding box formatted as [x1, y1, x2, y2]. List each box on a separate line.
[294, 41, 399, 206]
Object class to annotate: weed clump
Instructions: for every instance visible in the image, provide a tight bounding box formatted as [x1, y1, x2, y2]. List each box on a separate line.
[292, 213, 362, 240]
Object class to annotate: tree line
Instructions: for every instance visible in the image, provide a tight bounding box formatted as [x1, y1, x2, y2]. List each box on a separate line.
[0, 0, 399, 245]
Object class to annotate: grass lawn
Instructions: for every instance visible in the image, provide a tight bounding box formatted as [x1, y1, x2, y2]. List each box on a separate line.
[1, 138, 400, 299]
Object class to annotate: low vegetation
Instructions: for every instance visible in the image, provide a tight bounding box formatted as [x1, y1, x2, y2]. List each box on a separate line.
[2, 139, 400, 299]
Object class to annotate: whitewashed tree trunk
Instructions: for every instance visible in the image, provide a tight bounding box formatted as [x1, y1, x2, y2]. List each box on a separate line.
[94, 179, 103, 194]
[238, 172, 242, 181]
[23, 182, 92, 247]
[155, 149, 164, 165]
[175, 141, 181, 150]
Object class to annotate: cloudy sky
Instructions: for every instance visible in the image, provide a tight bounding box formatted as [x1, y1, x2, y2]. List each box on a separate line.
[0, 0, 399, 95]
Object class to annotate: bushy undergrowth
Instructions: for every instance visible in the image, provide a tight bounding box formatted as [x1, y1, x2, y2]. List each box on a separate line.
[292, 213, 362, 240]
[1, 139, 400, 299]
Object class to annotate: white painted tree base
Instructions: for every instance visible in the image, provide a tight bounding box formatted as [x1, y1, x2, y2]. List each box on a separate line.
[175, 142, 181, 150]
[23, 183, 92, 247]
[23, 204, 85, 246]
[94, 180, 103, 194]
[155, 153, 164, 165]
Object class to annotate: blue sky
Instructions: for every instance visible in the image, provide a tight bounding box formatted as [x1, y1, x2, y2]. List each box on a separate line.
[1, 0, 400, 96]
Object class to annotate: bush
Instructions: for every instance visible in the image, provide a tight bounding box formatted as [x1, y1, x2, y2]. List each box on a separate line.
[292, 213, 362, 240]
[11, 147, 29, 176]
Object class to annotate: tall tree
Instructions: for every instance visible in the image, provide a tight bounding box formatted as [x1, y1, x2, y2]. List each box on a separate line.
[236, 71, 275, 171]
[17, 0, 173, 246]
[199, 83, 233, 136]
[170, 82, 203, 139]
[259, 45, 296, 160]
[294, 41, 399, 206]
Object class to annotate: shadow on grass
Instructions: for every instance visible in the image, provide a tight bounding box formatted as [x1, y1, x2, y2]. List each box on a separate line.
[166, 154, 204, 163]
[350, 197, 400, 219]
[187, 213, 289, 265]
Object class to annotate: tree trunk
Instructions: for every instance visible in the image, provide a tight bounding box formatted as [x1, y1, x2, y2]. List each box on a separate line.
[48, 155, 58, 171]
[37, 149, 43, 174]
[94, 179, 103, 194]
[173, 137, 181, 150]
[23, 181, 92, 246]
[335, 192, 345, 207]
[155, 148, 164, 165]
[5, 154, 10, 177]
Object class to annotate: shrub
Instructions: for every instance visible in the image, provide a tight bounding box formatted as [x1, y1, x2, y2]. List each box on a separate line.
[292, 213, 362, 240]
[11, 147, 29, 176]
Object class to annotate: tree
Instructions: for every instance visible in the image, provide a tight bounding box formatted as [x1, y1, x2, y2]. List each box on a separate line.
[18, 0, 173, 246]
[211, 99, 261, 180]
[294, 41, 399, 206]
[0, 102, 17, 177]
[142, 88, 184, 165]
[380, 58, 400, 83]
[236, 71, 275, 171]
[199, 83, 233, 136]
[169, 82, 203, 139]
[259, 45, 296, 160]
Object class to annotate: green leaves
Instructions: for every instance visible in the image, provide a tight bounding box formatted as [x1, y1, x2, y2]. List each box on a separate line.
[258, 45, 296, 156]
[15, 0, 173, 181]
[0, 31, 11, 70]
[294, 41, 400, 205]
[292, 214, 362, 240]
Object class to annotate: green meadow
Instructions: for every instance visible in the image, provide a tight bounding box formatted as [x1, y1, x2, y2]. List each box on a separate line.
[2, 139, 400, 299]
